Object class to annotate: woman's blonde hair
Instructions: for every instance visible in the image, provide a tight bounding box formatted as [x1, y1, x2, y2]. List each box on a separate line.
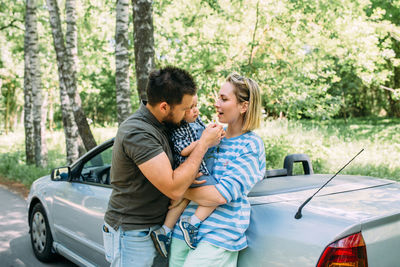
[226, 72, 262, 132]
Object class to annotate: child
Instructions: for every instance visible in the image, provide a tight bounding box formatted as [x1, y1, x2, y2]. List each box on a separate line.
[150, 95, 221, 258]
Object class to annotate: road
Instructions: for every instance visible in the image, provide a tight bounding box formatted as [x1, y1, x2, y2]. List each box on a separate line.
[0, 185, 76, 267]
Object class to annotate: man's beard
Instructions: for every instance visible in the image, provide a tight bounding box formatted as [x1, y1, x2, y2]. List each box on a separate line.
[162, 112, 184, 130]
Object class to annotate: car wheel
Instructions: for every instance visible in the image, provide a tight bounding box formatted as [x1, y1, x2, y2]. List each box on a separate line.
[29, 203, 57, 262]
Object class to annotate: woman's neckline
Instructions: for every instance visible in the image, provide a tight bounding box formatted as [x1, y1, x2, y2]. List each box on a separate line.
[223, 130, 250, 141]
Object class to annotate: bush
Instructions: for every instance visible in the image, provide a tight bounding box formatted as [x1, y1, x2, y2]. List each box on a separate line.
[1, 119, 399, 188]
[0, 152, 51, 186]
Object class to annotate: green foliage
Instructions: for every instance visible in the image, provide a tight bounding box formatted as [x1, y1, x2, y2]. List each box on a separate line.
[0, 71, 20, 133]
[0, 126, 117, 185]
[0, 151, 58, 186]
[1, 119, 399, 187]
[2, 0, 400, 133]
[72, 0, 129, 126]
[365, 0, 400, 116]
[0, 0, 25, 133]
[258, 117, 400, 180]
[80, 67, 117, 126]
[262, 134, 292, 170]
[345, 164, 400, 182]
[151, 0, 400, 120]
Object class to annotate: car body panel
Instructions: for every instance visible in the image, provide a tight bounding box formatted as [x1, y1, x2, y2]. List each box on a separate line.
[361, 213, 400, 267]
[52, 181, 110, 265]
[28, 176, 111, 267]
[27, 140, 400, 267]
[238, 177, 400, 266]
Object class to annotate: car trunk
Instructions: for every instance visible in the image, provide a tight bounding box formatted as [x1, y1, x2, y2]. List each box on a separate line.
[238, 174, 400, 266]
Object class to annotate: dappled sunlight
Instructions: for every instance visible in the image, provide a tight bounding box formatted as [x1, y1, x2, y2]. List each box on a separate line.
[92, 127, 118, 143]
[0, 209, 27, 226]
[0, 208, 28, 252]
[0, 230, 25, 252]
[1, 127, 118, 159]
[0, 218, 25, 227]
[0, 129, 25, 154]
[256, 118, 400, 179]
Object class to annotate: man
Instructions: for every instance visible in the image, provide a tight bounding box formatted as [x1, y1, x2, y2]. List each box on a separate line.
[103, 66, 224, 267]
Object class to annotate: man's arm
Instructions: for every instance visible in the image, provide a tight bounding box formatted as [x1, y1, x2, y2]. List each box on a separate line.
[138, 124, 223, 200]
[183, 185, 227, 206]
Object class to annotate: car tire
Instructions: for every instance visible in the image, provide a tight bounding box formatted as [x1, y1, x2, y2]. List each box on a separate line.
[29, 203, 57, 262]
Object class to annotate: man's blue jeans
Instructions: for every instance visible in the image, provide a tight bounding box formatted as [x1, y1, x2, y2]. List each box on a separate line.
[102, 222, 160, 267]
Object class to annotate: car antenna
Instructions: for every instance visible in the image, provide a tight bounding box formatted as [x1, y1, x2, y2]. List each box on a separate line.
[294, 149, 364, 220]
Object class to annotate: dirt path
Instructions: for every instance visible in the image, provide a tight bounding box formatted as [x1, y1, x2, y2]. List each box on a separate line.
[0, 176, 29, 199]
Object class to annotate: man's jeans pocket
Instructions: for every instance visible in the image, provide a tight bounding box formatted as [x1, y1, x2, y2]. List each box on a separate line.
[102, 224, 114, 263]
[122, 228, 151, 241]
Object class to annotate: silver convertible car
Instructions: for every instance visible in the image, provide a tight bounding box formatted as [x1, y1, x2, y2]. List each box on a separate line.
[27, 138, 400, 266]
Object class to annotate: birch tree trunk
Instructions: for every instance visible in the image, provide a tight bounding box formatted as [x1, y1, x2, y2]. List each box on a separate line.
[60, 84, 80, 164]
[46, 0, 79, 163]
[116, 0, 132, 124]
[47, 0, 97, 153]
[132, 0, 155, 101]
[23, 56, 34, 165]
[24, 0, 47, 166]
[39, 92, 48, 165]
[65, 0, 86, 157]
[30, 11, 47, 167]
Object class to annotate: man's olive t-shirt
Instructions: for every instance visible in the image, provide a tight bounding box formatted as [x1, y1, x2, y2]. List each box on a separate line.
[104, 103, 173, 231]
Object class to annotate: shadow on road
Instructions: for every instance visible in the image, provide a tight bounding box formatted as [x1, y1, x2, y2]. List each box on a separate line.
[1, 233, 77, 267]
[0, 186, 77, 267]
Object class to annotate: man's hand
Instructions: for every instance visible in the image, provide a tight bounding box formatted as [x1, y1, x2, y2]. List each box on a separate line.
[199, 124, 224, 148]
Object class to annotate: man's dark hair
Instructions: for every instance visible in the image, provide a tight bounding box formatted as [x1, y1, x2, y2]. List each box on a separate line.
[146, 66, 197, 106]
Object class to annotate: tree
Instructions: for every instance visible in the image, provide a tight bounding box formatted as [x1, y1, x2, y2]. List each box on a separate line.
[115, 0, 132, 124]
[366, 0, 400, 117]
[46, 0, 80, 163]
[46, 0, 97, 155]
[23, 51, 34, 165]
[4, 0, 400, 132]
[0, 1, 24, 135]
[1, 70, 19, 134]
[24, 0, 47, 167]
[132, 0, 155, 101]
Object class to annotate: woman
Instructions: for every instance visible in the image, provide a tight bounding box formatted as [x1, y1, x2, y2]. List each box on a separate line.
[169, 73, 266, 266]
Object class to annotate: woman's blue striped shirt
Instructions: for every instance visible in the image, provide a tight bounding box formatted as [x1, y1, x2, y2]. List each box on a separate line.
[172, 131, 266, 251]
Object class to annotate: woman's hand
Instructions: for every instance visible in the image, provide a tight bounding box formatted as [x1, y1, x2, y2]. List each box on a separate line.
[200, 124, 224, 148]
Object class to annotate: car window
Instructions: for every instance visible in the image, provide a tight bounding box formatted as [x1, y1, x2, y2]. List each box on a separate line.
[79, 145, 113, 185]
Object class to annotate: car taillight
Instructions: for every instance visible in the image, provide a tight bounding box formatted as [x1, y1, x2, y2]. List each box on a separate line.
[317, 232, 368, 267]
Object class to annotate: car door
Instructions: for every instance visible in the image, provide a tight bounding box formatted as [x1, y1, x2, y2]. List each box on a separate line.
[51, 144, 112, 266]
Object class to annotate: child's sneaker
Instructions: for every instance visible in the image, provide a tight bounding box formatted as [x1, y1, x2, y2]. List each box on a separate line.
[150, 227, 171, 258]
[178, 217, 199, 249]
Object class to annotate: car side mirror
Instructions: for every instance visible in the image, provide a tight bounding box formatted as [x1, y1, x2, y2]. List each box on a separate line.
[51, 166, 70, 181]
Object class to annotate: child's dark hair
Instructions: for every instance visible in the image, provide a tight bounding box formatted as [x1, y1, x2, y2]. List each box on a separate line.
[146, 66, 197, 106]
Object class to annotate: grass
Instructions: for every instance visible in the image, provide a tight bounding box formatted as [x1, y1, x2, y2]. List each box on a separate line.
[0, 126, 117, 187]
[0, 117, 399, 187]
[256, 117, 400, 181]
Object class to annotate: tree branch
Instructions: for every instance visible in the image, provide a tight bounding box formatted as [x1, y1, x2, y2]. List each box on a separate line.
[380, 85, 397, 93]
[0, 19, 24, 31]
[248, 0, 260, 65]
